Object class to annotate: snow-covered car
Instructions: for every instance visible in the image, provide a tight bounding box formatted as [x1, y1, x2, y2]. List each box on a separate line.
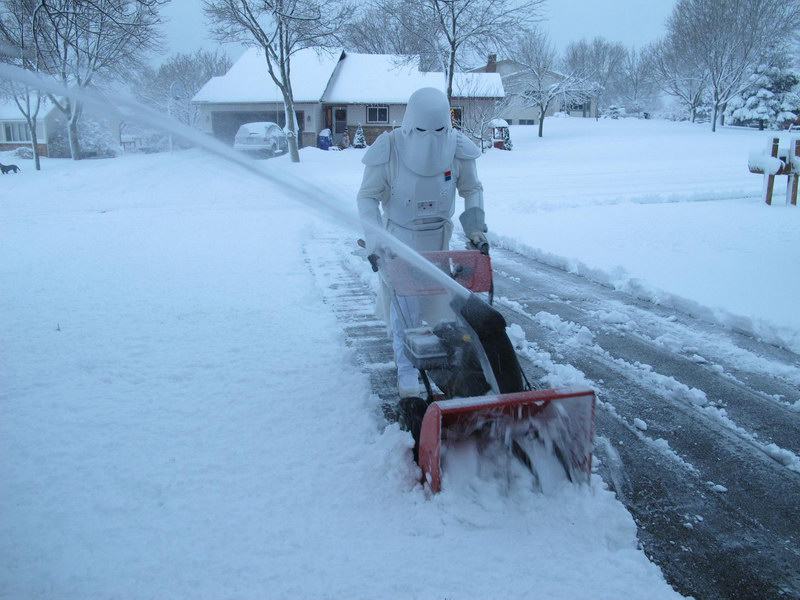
[233, 122, 287, 156]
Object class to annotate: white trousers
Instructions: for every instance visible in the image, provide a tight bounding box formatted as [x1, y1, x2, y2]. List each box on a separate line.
[391, 295, 420, 379]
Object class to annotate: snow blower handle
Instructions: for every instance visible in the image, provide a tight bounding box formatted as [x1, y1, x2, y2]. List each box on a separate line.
[357, 238, 381, 272]
[468, 233, 490, 256]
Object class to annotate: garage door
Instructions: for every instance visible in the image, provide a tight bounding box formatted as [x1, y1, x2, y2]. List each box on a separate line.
[211, 111, 284, 145]
[211, 110, 305, 147]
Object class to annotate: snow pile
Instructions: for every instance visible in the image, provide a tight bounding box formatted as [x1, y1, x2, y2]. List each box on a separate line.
[0, 152, 684, 599]
[533, 310, 596, 347]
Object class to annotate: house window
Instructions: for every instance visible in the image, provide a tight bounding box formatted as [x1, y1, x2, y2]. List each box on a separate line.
[3, 122, 31, 142]
[366, 105, 389, 124]
[450, 106, 463, 128]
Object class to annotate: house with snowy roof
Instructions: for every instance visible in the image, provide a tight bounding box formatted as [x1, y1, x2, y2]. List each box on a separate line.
[192, 47, 505, 147]
[471, 54, 595, 124]
[1, 96, 122, 158]
[0, 98, 53, 155]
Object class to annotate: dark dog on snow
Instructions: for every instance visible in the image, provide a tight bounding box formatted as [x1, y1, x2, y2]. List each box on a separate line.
[0, 163, 21, 174]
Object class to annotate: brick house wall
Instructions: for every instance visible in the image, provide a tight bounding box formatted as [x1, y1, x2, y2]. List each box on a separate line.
[359, 125, 393, 144]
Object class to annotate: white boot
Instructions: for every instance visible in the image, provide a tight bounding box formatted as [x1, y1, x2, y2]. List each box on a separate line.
[397, 367, 421, 399]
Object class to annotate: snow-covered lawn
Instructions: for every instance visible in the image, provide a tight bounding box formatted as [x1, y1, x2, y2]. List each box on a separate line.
[1, 151, 681, 598]
[484, 120, 800, 354]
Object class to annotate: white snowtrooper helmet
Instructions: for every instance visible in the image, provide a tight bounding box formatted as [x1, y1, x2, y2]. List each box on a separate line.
[396, 87, 457, 176]
[402, 87, 452, 132]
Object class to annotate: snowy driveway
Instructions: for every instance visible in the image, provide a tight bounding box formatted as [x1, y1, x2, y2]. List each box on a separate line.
[1, 152, 682, 599]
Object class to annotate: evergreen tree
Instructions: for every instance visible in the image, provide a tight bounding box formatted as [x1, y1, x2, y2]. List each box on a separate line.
[352, 124, 367, 148]
[729, 59, 800, 130]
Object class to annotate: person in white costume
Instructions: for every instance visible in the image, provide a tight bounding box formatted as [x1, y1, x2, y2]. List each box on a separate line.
[356, 87, 488, 399]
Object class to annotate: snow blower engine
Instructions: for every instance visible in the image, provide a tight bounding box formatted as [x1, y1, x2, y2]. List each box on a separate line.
[361, 241, 596, 493]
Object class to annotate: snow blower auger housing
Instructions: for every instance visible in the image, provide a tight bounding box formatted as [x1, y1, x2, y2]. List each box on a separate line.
[378, 247, 596, 493]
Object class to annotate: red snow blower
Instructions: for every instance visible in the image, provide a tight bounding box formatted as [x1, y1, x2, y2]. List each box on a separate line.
[362, 242, 595, 493]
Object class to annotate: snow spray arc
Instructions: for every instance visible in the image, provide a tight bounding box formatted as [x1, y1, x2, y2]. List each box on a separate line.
[0, 61, 470, 303]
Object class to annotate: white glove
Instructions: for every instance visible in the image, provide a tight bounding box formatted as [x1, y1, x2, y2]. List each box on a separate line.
[460, 207, 489, 255]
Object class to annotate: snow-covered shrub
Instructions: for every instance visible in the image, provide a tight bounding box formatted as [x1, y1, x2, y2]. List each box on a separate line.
[47, 130, 70, 158]
[692, 103, 713, 124]
[79, 117, 120, 157]
[604, 105, 626, 119]
[352, 125, 366, 149]
[48, 117, 121, 158]
[658, 106, 690, 121]
[14, 146, 34, 159]
[552, 111, 570, 118]
[626, 101, 644, 118]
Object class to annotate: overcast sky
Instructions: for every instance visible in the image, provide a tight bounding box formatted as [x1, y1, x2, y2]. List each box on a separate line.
[159, 0, 676, 59]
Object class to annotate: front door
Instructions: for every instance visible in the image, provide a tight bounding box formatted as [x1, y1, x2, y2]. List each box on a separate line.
[333, 107, 347, 144]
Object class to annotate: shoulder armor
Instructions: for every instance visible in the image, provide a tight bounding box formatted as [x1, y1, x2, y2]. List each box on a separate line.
[362, 132, 392, 165]
[454, 131, 481, 160]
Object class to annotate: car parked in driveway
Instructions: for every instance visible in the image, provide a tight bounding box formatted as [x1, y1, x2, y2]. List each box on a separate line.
[233, 122, 287, 157]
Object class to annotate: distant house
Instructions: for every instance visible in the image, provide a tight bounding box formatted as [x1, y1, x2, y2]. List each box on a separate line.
[0, 98, 53, 156]
[471, 54, 595, 125]
[0, 97, 122, 158]
[192, 48, 505, 147]
[192, 48, 340, 149]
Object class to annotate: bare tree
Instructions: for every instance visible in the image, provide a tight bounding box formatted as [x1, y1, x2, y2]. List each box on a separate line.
[616, 45, 658, 117]
[668, 0, 800, 131]
[344, 1, 431, 60]
[454, 76, 511, 150]
[380, 0, 544, 103]
[134, 49, 231, 129]
[204, 0, 352, 163]
[32, 0, 163, 159]
[651, 35, 706, 122]
[564, 36, 626, 119]
[508, 29, 590, 137]
[0, 0, 45, 169]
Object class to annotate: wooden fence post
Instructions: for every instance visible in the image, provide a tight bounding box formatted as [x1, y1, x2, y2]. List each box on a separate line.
[763, 137, 780, 205]
[790, 138, 800, 206]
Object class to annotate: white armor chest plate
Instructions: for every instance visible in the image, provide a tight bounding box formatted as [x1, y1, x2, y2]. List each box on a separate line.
[386, 149, 457, 230]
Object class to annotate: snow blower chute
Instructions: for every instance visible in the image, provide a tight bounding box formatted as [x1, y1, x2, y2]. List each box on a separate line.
[369, 245, 596, 493]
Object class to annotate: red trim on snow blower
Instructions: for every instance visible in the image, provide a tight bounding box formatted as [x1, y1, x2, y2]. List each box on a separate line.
[419, 387, 596, 493]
